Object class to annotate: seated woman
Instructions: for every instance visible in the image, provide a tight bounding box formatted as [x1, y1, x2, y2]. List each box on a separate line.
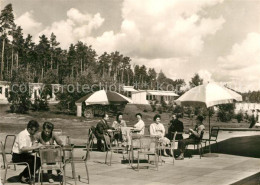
[133, 113, 145, 135]
[112, 113, 127, 145]
[35, 122, 63, 183]
[150, 114, 171, 156]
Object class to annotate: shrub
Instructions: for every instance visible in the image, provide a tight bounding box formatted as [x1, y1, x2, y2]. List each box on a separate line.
[157, 106, 163, 114]
[150, 100, 158, 112]
[236, 111, 244, 123]
[217, 104, 234, 122]
[31, 98, 49, 111]
[173, 105, 184, 117]
[217, 110, 232, 122]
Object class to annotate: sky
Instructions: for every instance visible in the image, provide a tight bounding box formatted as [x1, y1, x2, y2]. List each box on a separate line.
[2, 0, 260, 92]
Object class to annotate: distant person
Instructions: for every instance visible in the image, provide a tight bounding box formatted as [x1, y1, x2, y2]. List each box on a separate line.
[249, 110, 256, 128]
[176, 115, 205, 160]
[112, 112, 127, 143]
[150, 114, 172, 156]
[12, 120, 41, 183]
[95, 113, 114, 151]
[167, 114, 184, 140]
[35, 122, 63, 183]
[133, 113, 145, 135]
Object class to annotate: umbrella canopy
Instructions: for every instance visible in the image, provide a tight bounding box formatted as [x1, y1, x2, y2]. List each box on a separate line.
[176, 82, 242, 156]
[76, 90, 133, 105]
[176, 82, 242, 108]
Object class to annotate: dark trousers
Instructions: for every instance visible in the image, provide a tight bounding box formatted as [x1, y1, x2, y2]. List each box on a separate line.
[12, 153, 41, 178]
[178, 138, 197, 153]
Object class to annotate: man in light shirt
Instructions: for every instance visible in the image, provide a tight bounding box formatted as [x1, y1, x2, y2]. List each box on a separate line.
[12, 120, 41, 183]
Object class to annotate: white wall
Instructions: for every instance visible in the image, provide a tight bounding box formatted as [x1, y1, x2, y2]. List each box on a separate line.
[131, 91, 149, 104]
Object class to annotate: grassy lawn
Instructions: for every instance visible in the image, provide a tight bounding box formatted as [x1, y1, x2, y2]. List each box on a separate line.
[0, 104, 251, 141]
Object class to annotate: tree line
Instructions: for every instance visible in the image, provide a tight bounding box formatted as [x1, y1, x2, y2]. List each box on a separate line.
[0, 4, 185, 91]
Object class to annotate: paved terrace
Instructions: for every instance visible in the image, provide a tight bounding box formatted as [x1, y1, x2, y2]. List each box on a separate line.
[1, 148, 260, 185]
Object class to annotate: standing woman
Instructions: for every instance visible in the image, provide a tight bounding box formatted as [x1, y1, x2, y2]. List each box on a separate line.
[35, 122, 63, 183]
[150, 114, 171, 156]
[112, 112, 127, 143]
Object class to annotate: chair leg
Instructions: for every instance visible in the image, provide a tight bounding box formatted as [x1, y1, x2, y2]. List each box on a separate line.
[2, 154, 6, 169]
[63, 164, 66, 185]
[38, 167, 42, 185]
[105, 151, 108, 164]
[84, 162, 89, 184]
[4, 164, 8, 184]
[26, 163, 32, 183]
[155, 153, 158, 171]
[110, 150, 113, 166]
[137, 152, 140, 171]
[73, 164, 77, 185]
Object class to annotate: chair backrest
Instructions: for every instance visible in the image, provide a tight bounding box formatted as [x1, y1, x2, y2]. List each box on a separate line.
[0, 141, 7, 164]
[103, 133, 111, 150]
[4, 135, 16, 154]
[59, 135, 70, 146]
[39, 146, 63, 164]
[139, 135, 158, 152]
[53, 129, 62, 136]
[199, 130, 204, 142]
[210, 126, 219, 140]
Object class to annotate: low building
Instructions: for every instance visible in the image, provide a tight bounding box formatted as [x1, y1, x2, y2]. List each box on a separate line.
[122, 86, 179, 105]
[0, 81, 59, 104]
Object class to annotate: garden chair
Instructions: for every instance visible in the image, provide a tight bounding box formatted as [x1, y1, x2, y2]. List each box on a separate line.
[0, 135, 16, 169]
[88, 126, 96, 151]
[129, 133, 142, 166]
[185, 130, 204, 159]
[38, 145, 65, 185]
[0, 141, 32, 184]
[202, 126, 220, 152]
[64, 143, 90, 184]
[103, 133, 127, 166]
[135, 135, 159, 171]
[157, 132, 177, 165]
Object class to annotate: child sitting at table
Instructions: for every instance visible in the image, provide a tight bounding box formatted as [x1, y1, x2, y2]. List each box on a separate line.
[35, 122, 63, 183]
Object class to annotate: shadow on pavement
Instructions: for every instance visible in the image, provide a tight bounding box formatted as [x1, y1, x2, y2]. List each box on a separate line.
[210, 135, 260, 158]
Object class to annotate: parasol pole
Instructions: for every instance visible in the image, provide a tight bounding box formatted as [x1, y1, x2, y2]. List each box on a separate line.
[202, 107, 218, 157]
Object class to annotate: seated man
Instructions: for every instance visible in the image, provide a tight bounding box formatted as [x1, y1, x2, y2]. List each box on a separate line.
[12, 120, 41, 183]
[95, 113, 114, 151]
[167, 113, 184, 140]
[176, 115, 205, 160]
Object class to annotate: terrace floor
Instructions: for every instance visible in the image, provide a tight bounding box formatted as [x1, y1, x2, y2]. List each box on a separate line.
[1, 148, 260, 185]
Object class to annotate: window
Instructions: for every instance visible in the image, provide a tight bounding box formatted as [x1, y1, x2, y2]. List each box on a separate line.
[5, 88, 8, 97]
[0, 87, 2, 94]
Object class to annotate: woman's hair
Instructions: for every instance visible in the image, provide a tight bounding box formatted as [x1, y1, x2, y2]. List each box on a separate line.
[135, 113, 142, 118]
[153, 114, 161, 121]
[116, 112, 123, 122]
[43, 122, 54, 131]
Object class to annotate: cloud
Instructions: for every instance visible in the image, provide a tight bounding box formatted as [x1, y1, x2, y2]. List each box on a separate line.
[215, 32, 260, 92]
[35, 8, 104, 48]
[15, 11, 42, 36]
[87, 0, 225, 58]
[198, 69, 213, 83]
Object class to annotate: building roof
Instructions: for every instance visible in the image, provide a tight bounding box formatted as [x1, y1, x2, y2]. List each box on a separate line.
[147, 90, 179, 96]
[123, 86, 138, 92]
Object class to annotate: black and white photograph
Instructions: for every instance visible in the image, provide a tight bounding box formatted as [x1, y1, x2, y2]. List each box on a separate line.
[0, 0, 260, 184]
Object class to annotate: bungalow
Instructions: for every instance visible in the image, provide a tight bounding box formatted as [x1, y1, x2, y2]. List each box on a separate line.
[0, 81, 59, 104]
[122, 86, 179, 105]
